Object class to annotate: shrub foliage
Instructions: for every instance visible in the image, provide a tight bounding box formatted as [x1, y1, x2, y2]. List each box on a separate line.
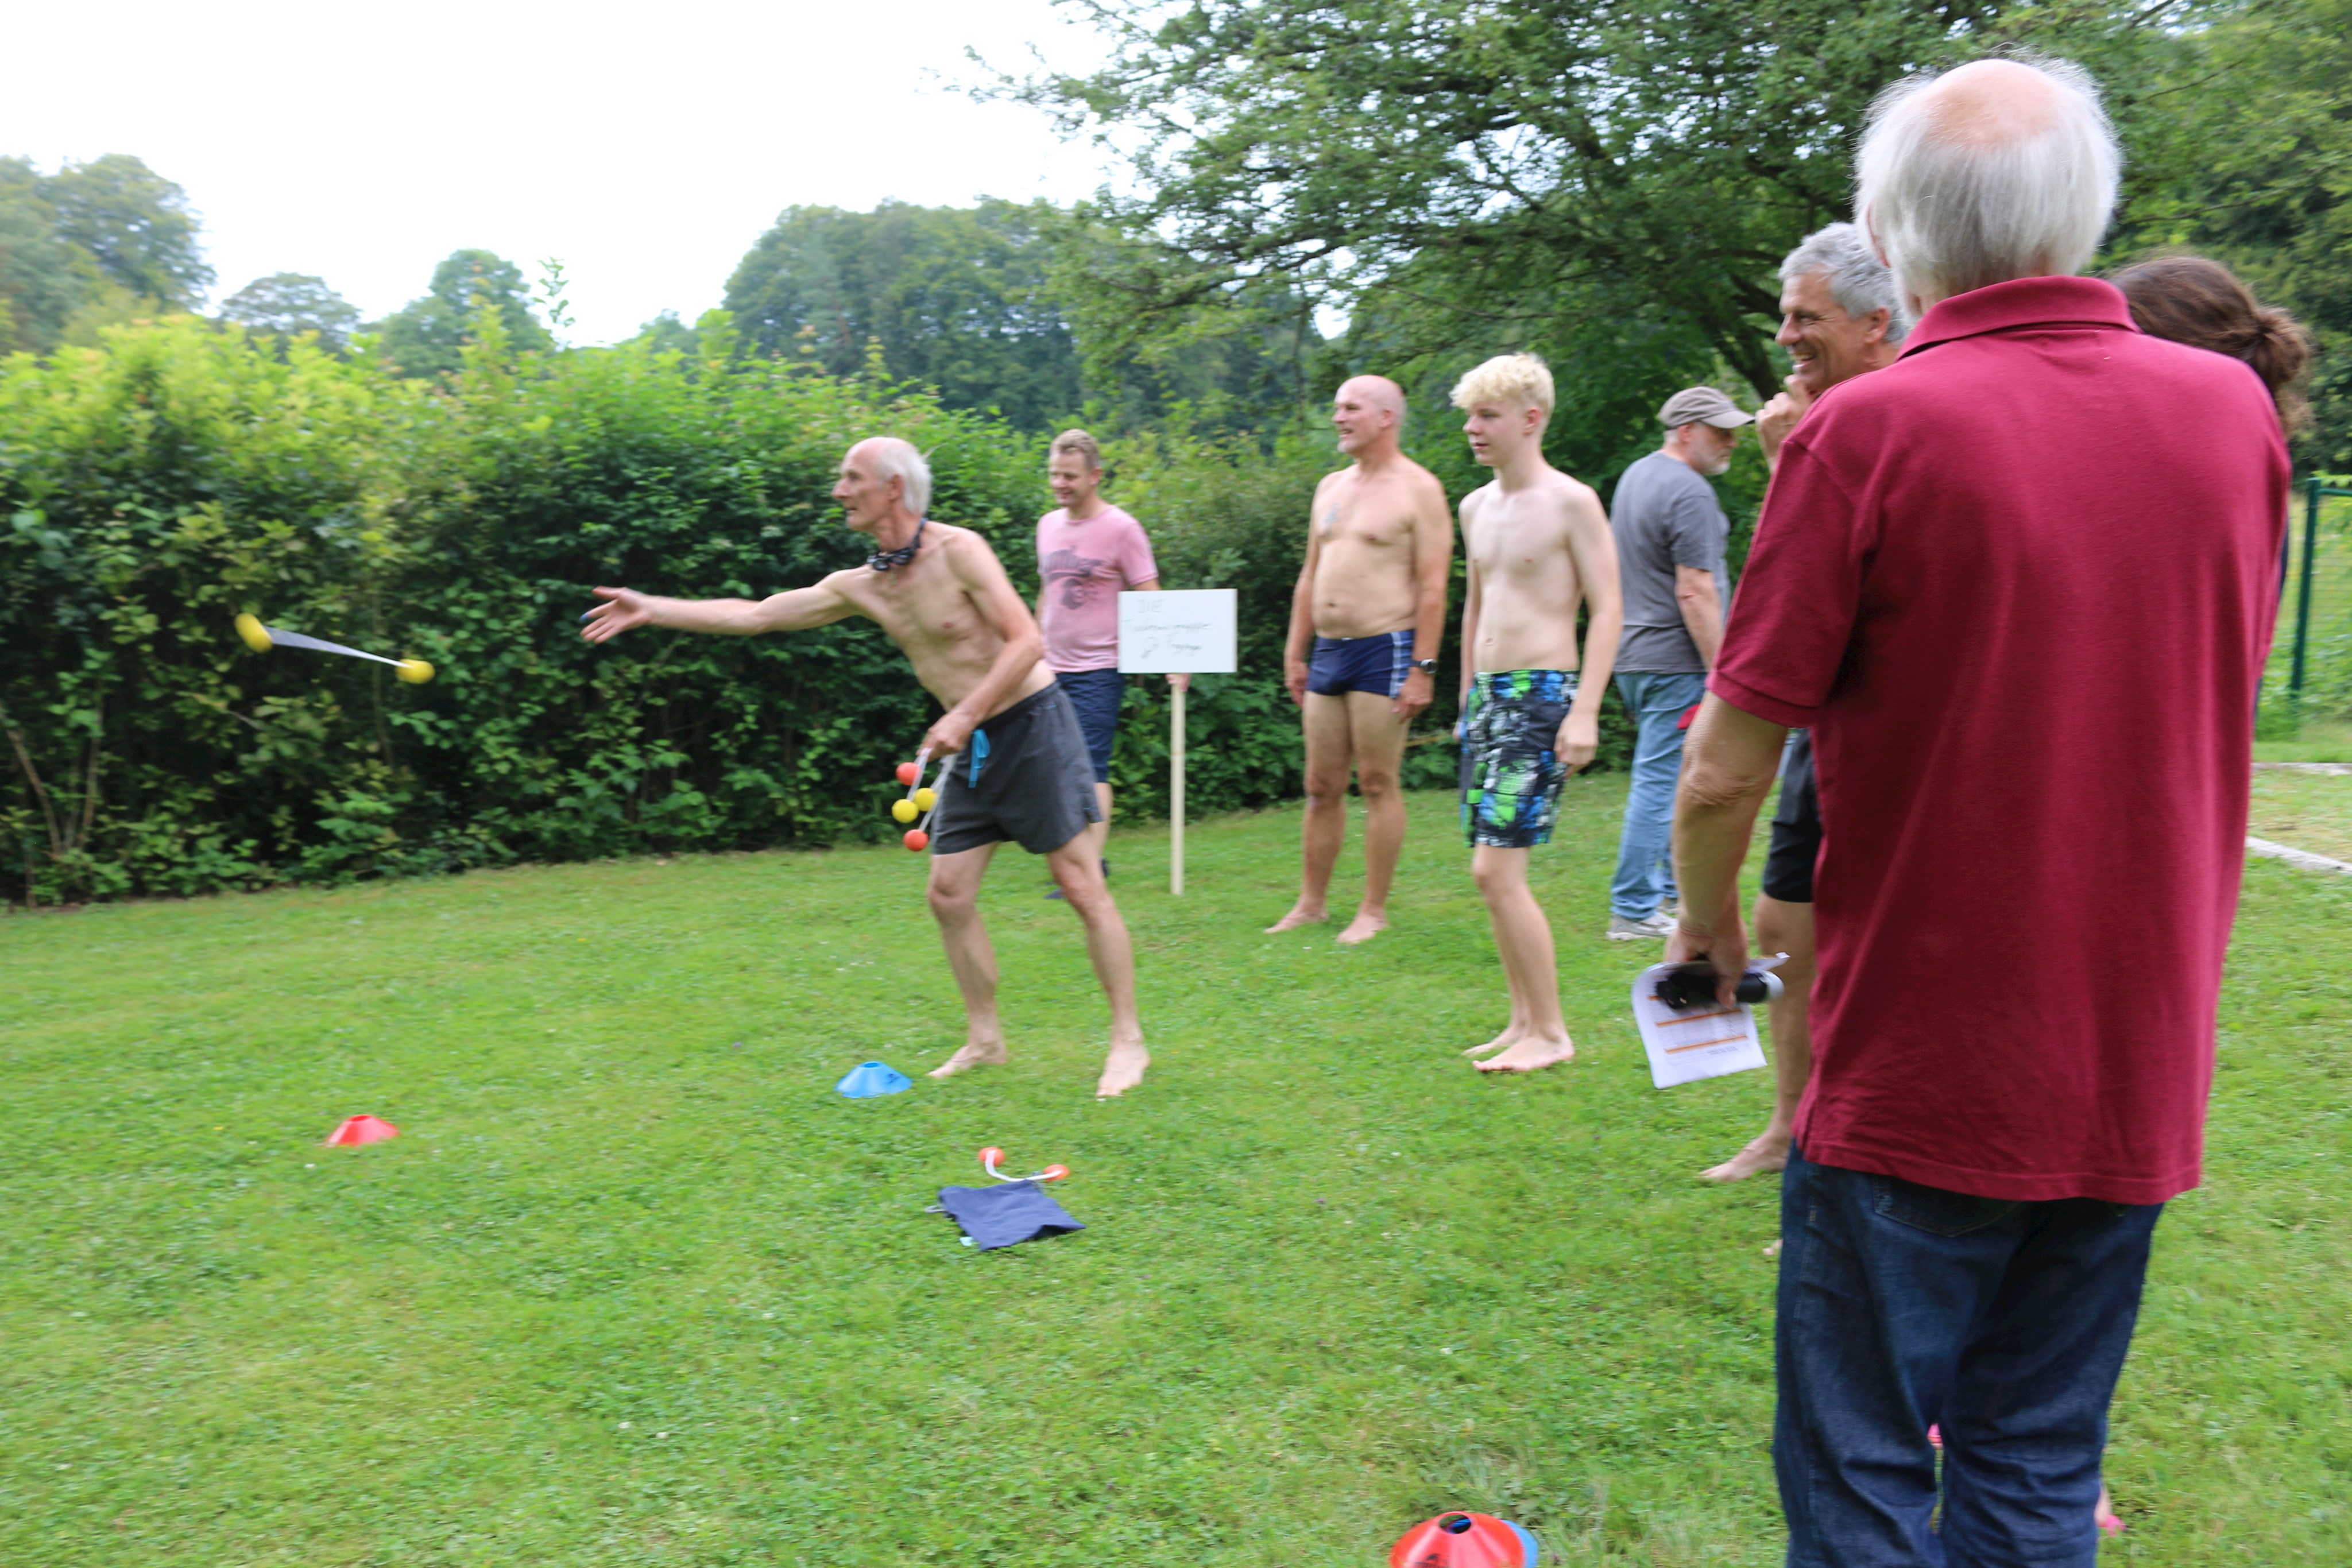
[0, 319, 1352, 904]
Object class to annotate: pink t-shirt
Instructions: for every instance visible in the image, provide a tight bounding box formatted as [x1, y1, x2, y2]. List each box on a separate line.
[1035, 504, 1160, 672]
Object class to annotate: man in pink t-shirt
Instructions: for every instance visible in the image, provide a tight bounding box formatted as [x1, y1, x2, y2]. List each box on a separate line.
[1035, 429, 1186, 885]
[1668, 60, 2288, 1564]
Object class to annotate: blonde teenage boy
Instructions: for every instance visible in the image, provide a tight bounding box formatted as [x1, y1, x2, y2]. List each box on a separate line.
[1453, 355, 1623, 1073]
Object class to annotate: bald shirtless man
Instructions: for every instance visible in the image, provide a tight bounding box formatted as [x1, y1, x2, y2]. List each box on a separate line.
[1452, 355, 1622, 1073]
[1266, 376, 1453, 944]
[581, 437, 1148, 1099]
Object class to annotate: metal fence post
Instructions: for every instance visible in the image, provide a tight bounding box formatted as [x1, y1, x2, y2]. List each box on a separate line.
[2289, 475, 2320, 706]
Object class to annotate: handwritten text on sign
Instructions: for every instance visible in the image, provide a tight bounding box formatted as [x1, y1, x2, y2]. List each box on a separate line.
[1118, 589, 1237, 674]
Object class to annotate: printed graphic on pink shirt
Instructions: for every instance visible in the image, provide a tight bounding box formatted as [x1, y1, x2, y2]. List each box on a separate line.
[1042, 548, 1113, 611]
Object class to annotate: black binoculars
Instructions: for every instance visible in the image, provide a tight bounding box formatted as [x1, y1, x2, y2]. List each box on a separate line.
[1651, 963, 1784, 1010]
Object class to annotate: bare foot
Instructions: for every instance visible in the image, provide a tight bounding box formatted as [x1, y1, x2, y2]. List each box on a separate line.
[1462, 1023, 1526, 1059]
[1096, 1038, 1150, 1098]
[1335, 909, 1388, 945]
[928, 1039, 1009, 1079]
[1264, 905, 1329, 934]
[1475, 1035, 1575, 1073]
[1700, 1128, 1792, 1183]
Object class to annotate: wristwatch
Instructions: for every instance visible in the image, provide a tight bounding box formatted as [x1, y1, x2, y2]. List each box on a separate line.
[1413, 657, 1439, 675]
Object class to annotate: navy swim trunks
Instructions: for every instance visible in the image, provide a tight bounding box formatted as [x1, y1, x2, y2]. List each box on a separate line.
[1460, 669, 1577, 849]
[1307, 628, 1414, 698]
[1054, 668, 1124, 784]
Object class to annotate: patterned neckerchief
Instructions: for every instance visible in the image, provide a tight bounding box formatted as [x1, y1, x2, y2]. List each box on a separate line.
[866, 517, 927, 572]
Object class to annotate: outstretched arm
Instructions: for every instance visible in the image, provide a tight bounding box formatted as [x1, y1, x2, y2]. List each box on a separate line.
[1558, 491, 1623, 771]
[919, 534, 1046, 758]
[581, 577, 856, 642]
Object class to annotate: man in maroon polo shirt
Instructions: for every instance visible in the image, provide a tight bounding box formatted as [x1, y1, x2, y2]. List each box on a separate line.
[1668, 57, 2289, 1567]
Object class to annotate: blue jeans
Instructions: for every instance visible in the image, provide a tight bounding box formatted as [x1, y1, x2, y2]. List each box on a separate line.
[1610, 671, 1707, 919]
[1776, 1147, 2164, 1567]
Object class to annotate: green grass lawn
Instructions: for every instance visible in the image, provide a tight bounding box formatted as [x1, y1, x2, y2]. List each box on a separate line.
[3, 784, 2347, 1566]
[2250, 771, 2352, 862]
[2254, 715, 2352, 765]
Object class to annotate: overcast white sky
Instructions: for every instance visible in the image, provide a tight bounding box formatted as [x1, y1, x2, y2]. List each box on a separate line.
[1, 0, 1116, 344]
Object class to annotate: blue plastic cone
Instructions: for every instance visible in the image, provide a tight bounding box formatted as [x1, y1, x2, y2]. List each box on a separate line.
[835, 1060, 912, 1098]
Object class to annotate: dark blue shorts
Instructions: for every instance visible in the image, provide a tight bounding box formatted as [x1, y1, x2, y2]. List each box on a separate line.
[1054, 668, 1123, 784]
[1762, 727, 1821, 903]
[1307, 628, 1413, 698]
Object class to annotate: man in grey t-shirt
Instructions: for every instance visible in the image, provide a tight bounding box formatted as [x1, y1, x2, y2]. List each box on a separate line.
[1605, 386, 1750, 938]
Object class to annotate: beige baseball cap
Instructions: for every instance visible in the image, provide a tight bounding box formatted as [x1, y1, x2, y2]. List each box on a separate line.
[1658, 386, 1755, 429]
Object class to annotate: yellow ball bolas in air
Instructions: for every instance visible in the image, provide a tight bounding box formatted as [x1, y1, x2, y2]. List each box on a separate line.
[891, 799, 919, 823]
[912, 787, 936, 812]
[234, 612, 432, 683]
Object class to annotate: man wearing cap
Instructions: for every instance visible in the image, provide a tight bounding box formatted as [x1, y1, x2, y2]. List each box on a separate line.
[1603, 387, 1751, 940]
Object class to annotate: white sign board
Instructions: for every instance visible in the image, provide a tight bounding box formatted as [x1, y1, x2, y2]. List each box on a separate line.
[1630, 962, 1770, 1089]
[1117, 590, 1237, 674]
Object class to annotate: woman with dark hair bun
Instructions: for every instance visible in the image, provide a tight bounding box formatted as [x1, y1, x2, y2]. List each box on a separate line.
[2087, 252, 2310, 1544]
[2109, 255, 2314, 429]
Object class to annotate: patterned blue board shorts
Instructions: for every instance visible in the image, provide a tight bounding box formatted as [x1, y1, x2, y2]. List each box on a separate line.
[1460, 669, 1577, 849]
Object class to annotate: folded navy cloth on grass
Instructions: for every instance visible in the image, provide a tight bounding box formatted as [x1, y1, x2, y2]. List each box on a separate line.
[934, 1181, 1084, 1250]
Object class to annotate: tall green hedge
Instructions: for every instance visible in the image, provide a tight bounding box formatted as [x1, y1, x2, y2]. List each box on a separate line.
[0, 319, 1357, 904]
[0, 315, 1684, 906]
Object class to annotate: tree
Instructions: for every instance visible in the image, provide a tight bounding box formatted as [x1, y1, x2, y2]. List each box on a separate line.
[219, 273, 361, 354]
[724, 199, 1085, 429]
[37, 153, 212, 309]
[1007, 1, 2195, 404]
[0, 153, 216, 354]
[2115, 0, 2352, 468]
[370, 249, 552, 378]
[626, 309, 703, 357]
[0, 162, 91, 356]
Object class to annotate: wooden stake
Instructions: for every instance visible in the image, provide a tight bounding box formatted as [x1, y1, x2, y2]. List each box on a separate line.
[1171, 682, 1186, 896]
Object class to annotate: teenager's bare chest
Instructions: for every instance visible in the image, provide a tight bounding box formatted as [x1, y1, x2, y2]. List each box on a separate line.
[1469, 506, 1575, 585]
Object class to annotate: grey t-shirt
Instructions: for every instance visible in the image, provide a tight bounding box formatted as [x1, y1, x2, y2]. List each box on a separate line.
[1609, 450, 1730, 673]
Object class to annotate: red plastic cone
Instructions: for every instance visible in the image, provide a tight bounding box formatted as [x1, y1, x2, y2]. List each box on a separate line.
[324, 1114, 400, 1146]
[1390, 1512, 1537, 1568]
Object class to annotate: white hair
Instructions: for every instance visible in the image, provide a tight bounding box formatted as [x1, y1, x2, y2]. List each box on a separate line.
[1780, 222, 1909, 346]
[859, 437, 932, 517]
[1855, 55, 2120, 308]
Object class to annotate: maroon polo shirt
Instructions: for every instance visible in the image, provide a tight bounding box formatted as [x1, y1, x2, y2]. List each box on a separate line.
[1712, 276, 2289, 1205]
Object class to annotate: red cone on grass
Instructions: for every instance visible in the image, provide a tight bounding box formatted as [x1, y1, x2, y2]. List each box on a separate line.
[324, 1114, 400, 1146]
[1390, 1512, 1539, 1568]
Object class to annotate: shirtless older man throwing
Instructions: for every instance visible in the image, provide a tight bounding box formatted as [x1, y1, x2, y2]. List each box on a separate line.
[1267, 376, 1453, 944]
[1453, 355, 1623, 1073]
[581, 437, 1148, 1099]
